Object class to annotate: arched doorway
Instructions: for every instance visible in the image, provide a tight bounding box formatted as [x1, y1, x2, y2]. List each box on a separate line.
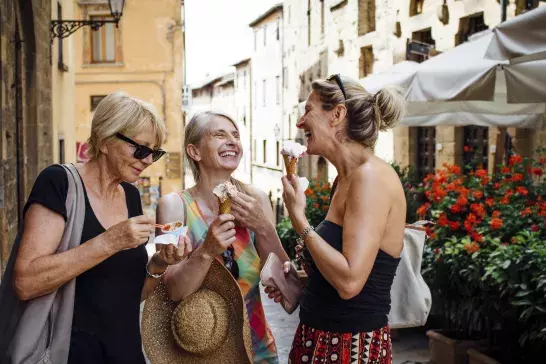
[317, 156, 328, 181]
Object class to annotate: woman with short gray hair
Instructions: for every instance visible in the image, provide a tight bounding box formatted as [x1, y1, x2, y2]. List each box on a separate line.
[10, 92, 191, 364]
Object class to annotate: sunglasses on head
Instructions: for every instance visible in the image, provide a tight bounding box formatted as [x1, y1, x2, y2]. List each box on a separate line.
[115, 133, 166, 162]
[222, 245, 239, 280]
[327, 74, 347, 100]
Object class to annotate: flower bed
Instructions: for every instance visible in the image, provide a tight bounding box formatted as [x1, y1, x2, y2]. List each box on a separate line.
[418, 149, 546, 360]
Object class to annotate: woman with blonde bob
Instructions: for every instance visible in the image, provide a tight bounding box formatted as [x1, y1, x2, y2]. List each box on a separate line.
[266, 75, 406, 364]
[157, 111, 289, 363]
[10, 92, 191, 363]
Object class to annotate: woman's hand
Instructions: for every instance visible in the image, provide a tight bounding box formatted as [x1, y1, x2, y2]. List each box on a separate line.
[231, 193, 271, 232]
[281, 175, 307, 227]
[200, 214, 236, 257]
[101, 215, 154, 254]
[154, 234, 193, 267]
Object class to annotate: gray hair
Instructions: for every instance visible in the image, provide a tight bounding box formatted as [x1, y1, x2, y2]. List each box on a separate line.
[86, 91, 166, 160]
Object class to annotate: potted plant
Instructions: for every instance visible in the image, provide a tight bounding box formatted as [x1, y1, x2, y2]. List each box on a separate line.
[419, 149, 546, 363]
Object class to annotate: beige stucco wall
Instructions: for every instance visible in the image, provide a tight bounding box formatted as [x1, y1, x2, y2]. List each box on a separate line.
[51, 0, 77, 164]
[73, 0, 184, 215]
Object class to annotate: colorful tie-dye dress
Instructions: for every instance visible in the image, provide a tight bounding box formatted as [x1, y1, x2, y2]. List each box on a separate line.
[178, 190, 279, 364]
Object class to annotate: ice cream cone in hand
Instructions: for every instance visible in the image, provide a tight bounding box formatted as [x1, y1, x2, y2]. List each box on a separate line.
[281, 141, 307, 176]
[213, 181, 238, 214]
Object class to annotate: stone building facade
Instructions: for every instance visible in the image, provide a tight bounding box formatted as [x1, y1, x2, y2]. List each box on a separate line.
[0, 0, 54, 275]
[73, 0, 185, 218]
[249, 4, 285, 199]
[281, 0, 544, 183]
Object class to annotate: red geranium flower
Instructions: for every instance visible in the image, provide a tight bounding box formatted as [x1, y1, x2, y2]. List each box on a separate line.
[512, 173, 524, 182]
[491, 217, 503, 230]
[532, 167, 543, 176]
[472, 190, 483, 200]
[531, 225, 539, 232]
[516, 186, 528, 196]
[449, 221, 460, 231]
[509, 155, 523, 165]
[475, 169, 488, 178]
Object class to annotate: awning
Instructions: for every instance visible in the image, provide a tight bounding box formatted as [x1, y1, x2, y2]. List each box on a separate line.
[484, 6, 546, 62]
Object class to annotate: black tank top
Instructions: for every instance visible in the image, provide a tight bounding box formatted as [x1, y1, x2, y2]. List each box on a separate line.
[299, 176, 401, 333]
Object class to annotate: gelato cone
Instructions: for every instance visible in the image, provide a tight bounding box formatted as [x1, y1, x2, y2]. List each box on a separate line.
[283, 154, 298, 176]
[281, 141, 307, 176]
[219, 199, 232, 214]
[213, 181, 238, 215]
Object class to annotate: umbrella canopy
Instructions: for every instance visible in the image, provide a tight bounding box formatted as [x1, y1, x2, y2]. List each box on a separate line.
[406, 31, 505, 102]
[484, 6, 546, 62]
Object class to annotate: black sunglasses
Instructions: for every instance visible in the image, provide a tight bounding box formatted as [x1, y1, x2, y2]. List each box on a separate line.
[115, 133, 166, 162]
[222, 245, 239, 280]
[327, 74, 347, 100]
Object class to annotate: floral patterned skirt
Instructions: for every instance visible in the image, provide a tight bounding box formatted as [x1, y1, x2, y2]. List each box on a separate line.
[288, 323, 392, 364]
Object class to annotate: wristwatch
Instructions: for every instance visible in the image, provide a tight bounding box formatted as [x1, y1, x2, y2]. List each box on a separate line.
[296, 225, 315, 246]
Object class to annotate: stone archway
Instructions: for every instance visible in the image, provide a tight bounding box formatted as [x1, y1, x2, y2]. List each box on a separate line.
[317, 156, 328, 181]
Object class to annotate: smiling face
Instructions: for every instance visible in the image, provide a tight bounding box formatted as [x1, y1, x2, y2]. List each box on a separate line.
[296, 91, 339, 155]
[188, 115, 242, 174]
[102, 121, 158, 183]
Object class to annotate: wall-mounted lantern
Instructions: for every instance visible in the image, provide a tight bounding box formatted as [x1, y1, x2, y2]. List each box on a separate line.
[51, 0, 125, 39]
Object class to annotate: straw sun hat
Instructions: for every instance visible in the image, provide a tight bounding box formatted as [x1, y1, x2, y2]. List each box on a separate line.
[141, 259, 253, 364]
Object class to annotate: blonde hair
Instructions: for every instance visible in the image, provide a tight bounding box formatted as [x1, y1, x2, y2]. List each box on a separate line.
[311, 76, 405, 148]
[184, 111, 249, 194]
[86, 91, 166, 160]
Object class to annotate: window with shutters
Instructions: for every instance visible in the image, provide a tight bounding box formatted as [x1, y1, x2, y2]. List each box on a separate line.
[90, 16, 117, 63]
[263, 140, 267, 163]
[359, 46, 374, 78]
[463, 126, 489, 172]
[456, 13, 488, 45]
[358, 0, 376, 36]
[409, 0, 424, 17]
[408, 28, 435, 63]
[90, 95, 107, 111]
[416, 127, 436, 180]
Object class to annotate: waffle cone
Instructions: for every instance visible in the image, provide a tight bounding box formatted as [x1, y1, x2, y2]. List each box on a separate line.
[283, 154, 298, 176]
[219, 198, 232, 214]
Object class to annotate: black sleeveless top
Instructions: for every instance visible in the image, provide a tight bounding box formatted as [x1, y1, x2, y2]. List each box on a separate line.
[23, 165, 147, 364]
[299, 220, 401, 333]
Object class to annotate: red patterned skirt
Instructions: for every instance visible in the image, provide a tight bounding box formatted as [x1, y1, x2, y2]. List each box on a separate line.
[288, 323, 392, 364]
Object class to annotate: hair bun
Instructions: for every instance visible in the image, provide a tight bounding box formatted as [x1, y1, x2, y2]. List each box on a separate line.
[374, 86, 405, 131]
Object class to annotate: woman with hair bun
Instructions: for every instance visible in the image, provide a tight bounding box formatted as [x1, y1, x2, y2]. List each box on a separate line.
[266, 75, 406, 364]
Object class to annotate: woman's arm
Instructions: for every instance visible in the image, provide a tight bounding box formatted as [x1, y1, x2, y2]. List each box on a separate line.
[285, 170, 390, 300]
[13, 204, 138, 300]
[158, 193, 235, 302]
[140, 236, 192, 302]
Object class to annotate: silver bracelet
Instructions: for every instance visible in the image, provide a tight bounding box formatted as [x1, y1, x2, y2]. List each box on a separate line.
[146, 254, 168, 279]
[296, 225, 314, 246]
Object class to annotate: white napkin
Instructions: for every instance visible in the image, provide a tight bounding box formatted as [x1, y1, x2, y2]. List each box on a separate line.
[297, 177, 310, 191]
[153, 226, 188, 247]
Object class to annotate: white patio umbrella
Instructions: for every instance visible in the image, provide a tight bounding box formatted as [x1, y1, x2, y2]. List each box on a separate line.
[484, 6, 546, 62]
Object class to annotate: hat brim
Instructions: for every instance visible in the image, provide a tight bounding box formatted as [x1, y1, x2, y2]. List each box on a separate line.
[141, 259, 253, 364]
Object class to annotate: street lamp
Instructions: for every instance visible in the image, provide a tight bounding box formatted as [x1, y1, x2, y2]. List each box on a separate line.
[51, 0, 125, 39]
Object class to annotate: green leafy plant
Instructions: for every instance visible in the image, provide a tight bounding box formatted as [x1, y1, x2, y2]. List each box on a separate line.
[419, 148, 546, 358]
